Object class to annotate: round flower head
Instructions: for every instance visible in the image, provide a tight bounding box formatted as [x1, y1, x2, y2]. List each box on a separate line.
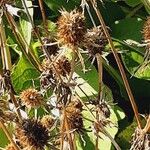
[16, 119, 49, 150]
[20, 88, 43, 108]
[57, 9, 86, 47]
[84, 26, 107, 56]
[41, 115, 55, 129]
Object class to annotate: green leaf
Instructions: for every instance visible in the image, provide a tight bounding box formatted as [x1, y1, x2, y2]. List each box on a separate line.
[19, 0, 33, 45]
[76, 105, 125, 150]
[0, 128, 9, 148]
[111, 18, 150, 79]
[125, 0, 141, 7]
[43, 0, 81, 12]
[11, 55, 40, 93]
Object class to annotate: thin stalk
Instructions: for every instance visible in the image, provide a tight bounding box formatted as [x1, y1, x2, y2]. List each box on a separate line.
[38, 0, 48, 33]
[64, 109, 75, 150]
[67, 49, 76, 84]
[0, 21, 12, 70]
[126, 4, 143, 18]
[4, 10, 42, 72]
[60, 110, 65, 150]
[0, 120, 20, 150]
[20, 0, 63, 81]
[0, 22, 22, 122]
[90, 0, 142, 128]
[143, 115, 150, 133]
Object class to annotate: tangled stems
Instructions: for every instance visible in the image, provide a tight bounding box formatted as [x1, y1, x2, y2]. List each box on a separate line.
[89, 0, 142, 129]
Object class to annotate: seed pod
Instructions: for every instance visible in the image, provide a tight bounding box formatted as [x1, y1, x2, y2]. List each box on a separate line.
[15, 119, 49, 150]
[20, 88, 43, 108]
[57, 9, 86, 46]
[65, 99, 84, 133]
[84, 26, 107, 56]
[41, 115, 55, 129]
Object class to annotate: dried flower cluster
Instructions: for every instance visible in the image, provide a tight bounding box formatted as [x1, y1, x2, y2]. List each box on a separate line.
[57, 9, 86, 46]
[16, 119, 49, 150]
[20, 88, 43, 108]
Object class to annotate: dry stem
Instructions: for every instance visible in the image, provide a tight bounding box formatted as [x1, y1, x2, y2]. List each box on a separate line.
[0, 120, 20, 150]
[90, 0, 141, 128]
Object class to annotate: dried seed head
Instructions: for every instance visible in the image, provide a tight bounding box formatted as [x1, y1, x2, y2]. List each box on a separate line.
[55, 83, 72, 105]
[57, 9, 86, 46]
[20, 88, 43, 108]
[43, 38, 59, 56]
[130, 127, 150, 150]
[98, 101, 110, 118]
[40, 69, 57, 90]
[143, 17, 150, 47]
[54, 56, 71, 77]
[65, 99, 84, 132]
[16, 119, 49, 150]
[41, 115, 55, 129]
[0, 109, 16, 122]
[84, 26, 107, 56]
[5, 144, 15, 150]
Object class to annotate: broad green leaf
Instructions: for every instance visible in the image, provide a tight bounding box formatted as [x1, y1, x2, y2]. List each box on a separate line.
[111, 18, 150, 79]
[19, 0, 33, 50]
[76, 105, 125, 150]
[11, 55, 40, 93]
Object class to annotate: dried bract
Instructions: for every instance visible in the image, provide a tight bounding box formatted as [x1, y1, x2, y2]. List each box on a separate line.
[84, 26, 107, 56]
[57, 9, 86, 46]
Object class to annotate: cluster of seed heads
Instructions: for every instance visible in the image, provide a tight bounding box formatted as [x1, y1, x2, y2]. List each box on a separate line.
[0, 8, 112, 150]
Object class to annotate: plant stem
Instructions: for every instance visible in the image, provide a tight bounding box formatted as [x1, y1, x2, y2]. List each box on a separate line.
[0, 21, 22, 122]
[38, 0, 48, 33]
[90, 0, 142, 129]
[0, 120, 20, 150]
[4, 10, 42, 72]
[143, 115, 150, 133]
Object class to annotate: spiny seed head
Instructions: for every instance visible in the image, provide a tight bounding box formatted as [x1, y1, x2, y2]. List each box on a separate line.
[41, 115, 55, 129]
[143, 17, 150, 47]
[54, 56, 71, 77]
[43, 38, 59, 56]
[16, 119, 49, 150]
[5, 144, 15, 150]
[57, 9, 86, 46]
[65, 100, 84, 133]
[84, 26, 107, 56]
[20, 88, 43, 108]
